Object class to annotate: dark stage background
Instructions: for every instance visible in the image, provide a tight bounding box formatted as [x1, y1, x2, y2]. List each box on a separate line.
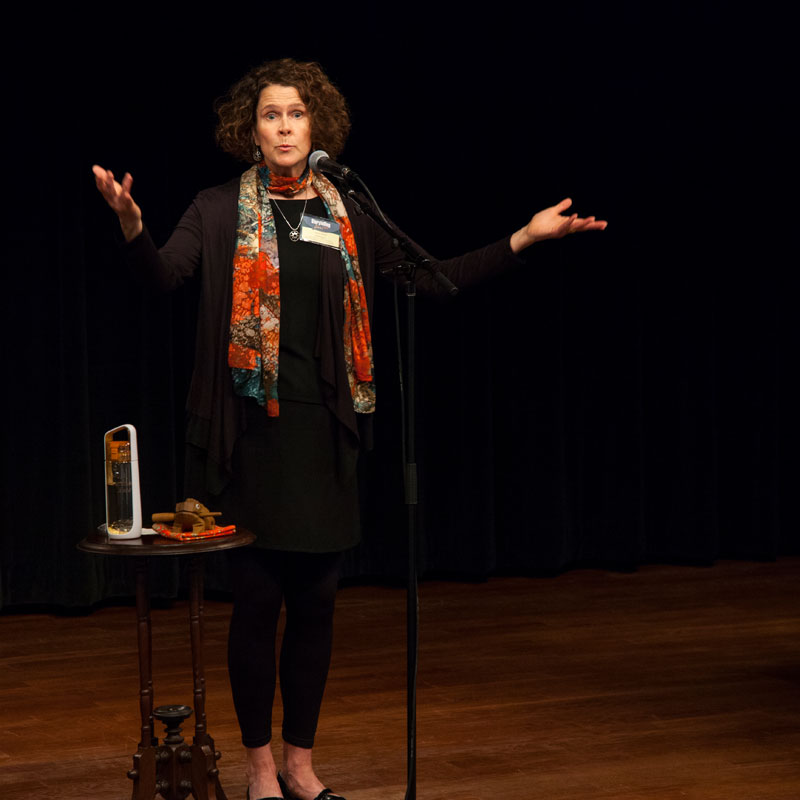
[2, 7, 787, 608]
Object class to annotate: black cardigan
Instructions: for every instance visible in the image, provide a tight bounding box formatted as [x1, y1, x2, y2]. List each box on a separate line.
[125, 177, 522, 494]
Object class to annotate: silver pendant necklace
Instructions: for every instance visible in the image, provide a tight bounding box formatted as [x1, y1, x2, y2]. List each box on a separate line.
[269, 192, 308, 242]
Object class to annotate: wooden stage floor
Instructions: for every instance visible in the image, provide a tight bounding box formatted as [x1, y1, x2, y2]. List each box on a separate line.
[2, 559, 800, 799]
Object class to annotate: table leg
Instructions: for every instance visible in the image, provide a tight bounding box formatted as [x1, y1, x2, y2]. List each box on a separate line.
[188, 556, 207, 742]
[135, 557, 156, 747]
[188, 555, 227, 800]
[130, 557, 158, 800]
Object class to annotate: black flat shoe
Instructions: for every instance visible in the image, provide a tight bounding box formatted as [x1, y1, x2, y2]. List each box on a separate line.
[277, 772, 346, 800]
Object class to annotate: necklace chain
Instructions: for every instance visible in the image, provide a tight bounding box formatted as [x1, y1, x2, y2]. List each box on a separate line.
[269, 192, 309, 242]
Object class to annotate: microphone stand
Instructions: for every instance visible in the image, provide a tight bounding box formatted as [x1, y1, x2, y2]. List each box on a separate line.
[332, 174, 457, 800]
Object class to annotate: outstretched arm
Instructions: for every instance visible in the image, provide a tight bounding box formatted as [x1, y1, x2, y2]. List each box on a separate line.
[92, 164, 143, 242]
[510, 198, 607, 254]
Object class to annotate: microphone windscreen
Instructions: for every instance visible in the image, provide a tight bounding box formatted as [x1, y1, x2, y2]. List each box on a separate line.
[308, 150, 330, 172]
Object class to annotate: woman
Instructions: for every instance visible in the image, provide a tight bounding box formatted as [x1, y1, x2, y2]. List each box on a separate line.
[93, 58, 606, 800]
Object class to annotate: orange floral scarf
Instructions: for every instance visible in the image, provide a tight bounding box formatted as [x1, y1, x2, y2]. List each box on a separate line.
[228, 163, 375, 416]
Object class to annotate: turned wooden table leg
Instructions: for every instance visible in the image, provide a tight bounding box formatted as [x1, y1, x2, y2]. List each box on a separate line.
[135, 557, 156, 746]
[188, 556, 207, 742]
[188, 555, 227, 800]
[130, 556, 158, 800]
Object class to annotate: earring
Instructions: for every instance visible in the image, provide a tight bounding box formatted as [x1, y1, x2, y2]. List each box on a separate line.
[253, 145, 263, 162]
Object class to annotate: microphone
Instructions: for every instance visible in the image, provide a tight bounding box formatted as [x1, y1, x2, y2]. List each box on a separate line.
[309, 150, 359, 181]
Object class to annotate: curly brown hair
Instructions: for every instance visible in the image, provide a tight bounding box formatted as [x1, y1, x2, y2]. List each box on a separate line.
[215, 58, 351, 163]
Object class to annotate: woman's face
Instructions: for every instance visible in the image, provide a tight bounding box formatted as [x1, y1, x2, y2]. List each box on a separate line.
[252, 84, 312, 177]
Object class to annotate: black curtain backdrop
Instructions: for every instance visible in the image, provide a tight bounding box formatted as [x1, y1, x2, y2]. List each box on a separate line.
[2, 7, 788, 608]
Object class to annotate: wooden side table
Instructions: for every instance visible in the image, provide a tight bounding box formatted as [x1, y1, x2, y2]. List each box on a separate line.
[78, 529, 255, 800]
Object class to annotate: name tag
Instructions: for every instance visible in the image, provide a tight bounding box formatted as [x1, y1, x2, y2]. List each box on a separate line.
[300, 214, 341, 249]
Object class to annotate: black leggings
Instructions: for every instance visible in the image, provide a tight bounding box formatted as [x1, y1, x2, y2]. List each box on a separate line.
[227, 548, 344, 749]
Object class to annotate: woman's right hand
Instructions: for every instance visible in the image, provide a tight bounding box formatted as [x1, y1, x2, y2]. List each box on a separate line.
[92, 164, 143, 242]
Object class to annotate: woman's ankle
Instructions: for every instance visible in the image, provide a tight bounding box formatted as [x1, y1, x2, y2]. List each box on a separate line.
[246, 743, 280, 785]
[281, 742, 326, 797]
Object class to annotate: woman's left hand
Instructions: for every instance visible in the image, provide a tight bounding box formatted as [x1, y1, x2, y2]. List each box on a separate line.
[510, 198, 607, 253]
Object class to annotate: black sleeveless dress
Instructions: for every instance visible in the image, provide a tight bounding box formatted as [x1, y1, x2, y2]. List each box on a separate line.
[211, 197, 361, 553]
